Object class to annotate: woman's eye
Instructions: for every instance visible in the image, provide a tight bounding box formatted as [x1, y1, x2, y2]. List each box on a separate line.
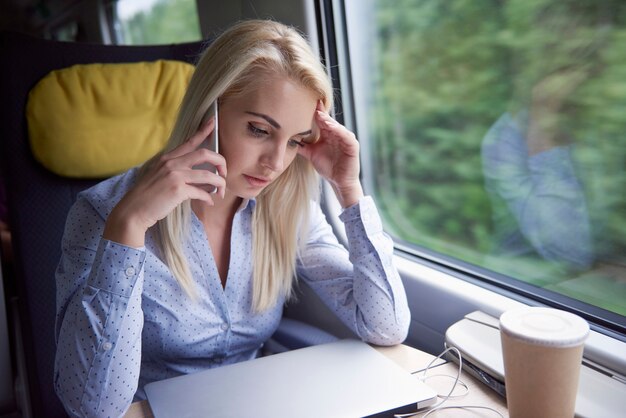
[247, 123, 268, 137]
[288, 139, 304, 148]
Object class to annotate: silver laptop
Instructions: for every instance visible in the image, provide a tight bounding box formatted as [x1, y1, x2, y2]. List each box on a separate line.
[144, 339, 437, 418]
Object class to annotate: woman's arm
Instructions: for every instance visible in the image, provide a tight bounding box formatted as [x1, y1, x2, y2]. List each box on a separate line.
[55, 119, 226, 417]
[297, 105, 409, 345]
[296, 198, 410, 346]
[55, 195, 147, 417]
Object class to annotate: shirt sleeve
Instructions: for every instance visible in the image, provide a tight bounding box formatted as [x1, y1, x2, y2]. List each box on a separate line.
[54, 195, 146, 418]
[296, 196, 410, 346]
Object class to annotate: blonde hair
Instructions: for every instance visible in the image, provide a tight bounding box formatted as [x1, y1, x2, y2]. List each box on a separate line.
[140, 20, 333, 312]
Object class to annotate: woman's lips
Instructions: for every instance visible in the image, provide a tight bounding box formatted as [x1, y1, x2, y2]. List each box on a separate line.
[243, 174, 271, 188]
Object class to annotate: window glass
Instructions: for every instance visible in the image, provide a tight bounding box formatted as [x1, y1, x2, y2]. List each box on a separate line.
[344, 0, 626, 321]
[114, 0, 201, 45]
[47, 21, 79, 41]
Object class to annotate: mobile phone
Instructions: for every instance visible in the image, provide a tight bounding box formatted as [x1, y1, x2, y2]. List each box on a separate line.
[196, 101, 219, 193]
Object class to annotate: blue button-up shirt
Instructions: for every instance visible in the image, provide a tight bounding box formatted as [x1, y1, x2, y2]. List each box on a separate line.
[54, 168, 409, 417]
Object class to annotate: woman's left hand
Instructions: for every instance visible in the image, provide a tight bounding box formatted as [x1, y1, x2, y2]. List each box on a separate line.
[298, 103, 364, 207]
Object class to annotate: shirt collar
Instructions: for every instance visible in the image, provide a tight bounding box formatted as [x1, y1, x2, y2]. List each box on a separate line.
[237, 198, 256, 212]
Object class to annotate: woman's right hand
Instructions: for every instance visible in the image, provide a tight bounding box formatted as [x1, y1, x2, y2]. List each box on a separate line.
[103, 118, 227, 247]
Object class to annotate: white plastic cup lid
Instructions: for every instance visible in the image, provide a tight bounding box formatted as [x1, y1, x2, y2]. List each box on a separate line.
[500, 307, 590, 347]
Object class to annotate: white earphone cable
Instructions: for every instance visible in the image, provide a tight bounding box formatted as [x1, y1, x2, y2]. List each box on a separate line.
[394, 346, 504, 418]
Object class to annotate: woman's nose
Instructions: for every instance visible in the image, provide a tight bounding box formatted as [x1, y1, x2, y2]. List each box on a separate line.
[261, 142, 286, 172]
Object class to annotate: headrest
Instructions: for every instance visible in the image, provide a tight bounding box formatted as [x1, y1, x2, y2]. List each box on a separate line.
[26, 60, 194, 178]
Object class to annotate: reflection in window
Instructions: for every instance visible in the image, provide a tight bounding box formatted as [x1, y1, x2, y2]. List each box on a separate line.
[344, 0, 626, 318]
[114, 0, 201, 45]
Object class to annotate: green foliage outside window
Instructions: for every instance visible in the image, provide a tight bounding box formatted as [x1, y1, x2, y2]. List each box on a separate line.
[118, 0, 201, 45]
[368, 0, 626, 315]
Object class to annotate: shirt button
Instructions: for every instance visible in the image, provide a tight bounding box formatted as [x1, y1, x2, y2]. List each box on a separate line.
[102, 341, 113, 351]
[220, 323, 229, 331]
[125, 267, 136, 277]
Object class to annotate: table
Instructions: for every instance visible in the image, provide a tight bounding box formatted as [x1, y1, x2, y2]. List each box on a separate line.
[124, 343, 508, 418]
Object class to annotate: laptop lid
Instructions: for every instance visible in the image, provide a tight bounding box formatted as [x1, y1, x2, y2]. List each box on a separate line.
[144, 339, 437, 418]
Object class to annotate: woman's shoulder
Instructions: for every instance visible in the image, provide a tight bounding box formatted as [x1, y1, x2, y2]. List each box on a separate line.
[75, 167, 139, 219]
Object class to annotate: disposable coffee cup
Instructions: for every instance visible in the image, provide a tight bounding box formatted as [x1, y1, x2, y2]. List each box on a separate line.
[500, 307, 589, 418]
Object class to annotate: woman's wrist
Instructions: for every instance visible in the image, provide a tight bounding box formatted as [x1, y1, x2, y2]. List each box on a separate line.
[332, 181, 364, 208]
[103, 205, 148, 248]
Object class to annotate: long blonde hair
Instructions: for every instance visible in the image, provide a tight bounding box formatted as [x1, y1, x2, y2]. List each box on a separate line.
[140, 20, 333, 312]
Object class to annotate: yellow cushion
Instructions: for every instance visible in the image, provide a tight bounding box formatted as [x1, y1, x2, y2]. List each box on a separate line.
[26, 60, 194, 178]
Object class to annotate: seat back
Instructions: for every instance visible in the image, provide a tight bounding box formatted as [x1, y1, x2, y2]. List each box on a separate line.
[0, 31, 205, 417]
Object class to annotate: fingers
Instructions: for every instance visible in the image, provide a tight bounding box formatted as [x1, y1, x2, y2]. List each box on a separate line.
[188, 146, 227, 178]
[185, 184, 219, 206]
[185, 164, 227, 199]
[315, 109, 349, 136]
[314, 109, 359, 155]
[159, 141, 227, 182]
[188, 116, 217, 148]
[149, 162, 225, 207]
[168, 117, 216, 160]
[155, 116, 227, 196]
[168, 148, 227, 199]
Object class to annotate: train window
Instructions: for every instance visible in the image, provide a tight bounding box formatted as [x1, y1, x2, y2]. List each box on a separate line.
[340, 0, 626, 331]
[47, 21, 79, 41]
[112, 0, 201, 45]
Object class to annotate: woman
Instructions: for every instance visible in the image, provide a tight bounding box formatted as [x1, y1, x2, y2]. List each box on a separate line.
[54, 20, 409, 417]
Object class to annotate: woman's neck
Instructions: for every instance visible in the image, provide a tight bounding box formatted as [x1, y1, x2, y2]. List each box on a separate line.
[191, 191, 242, 226]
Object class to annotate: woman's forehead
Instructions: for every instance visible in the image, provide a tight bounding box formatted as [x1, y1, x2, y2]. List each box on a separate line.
[230, 77, 318, 131]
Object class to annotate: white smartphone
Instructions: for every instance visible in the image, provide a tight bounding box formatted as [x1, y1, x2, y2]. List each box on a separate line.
[196, 101, 219, 193]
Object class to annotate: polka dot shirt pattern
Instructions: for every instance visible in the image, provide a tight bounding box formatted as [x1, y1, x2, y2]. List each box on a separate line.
[54, 168, 410, 417]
